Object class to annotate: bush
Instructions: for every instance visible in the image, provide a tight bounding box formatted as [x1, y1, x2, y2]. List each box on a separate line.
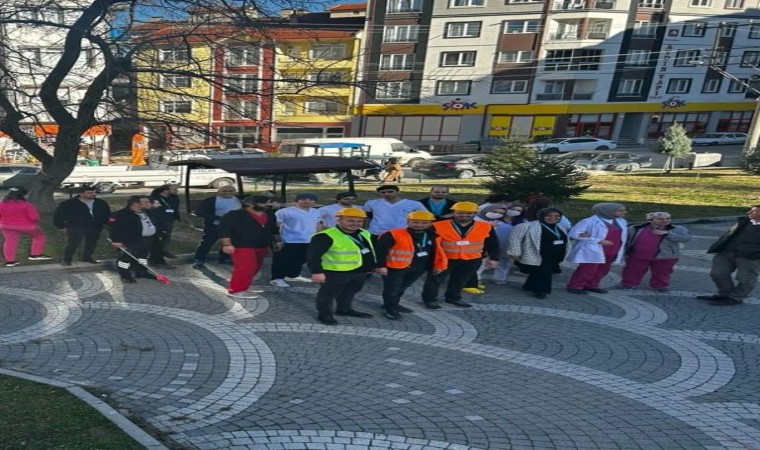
[741, 147, 760, 175]
[652, 123, 692, 172]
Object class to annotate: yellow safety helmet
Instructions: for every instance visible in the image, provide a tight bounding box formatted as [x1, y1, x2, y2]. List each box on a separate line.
[335, 207, 367, 218]
[451, 201, 478, 212]
[407, 211, 435, 221]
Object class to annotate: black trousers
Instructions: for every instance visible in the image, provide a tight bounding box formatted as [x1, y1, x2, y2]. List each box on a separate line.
[271, 243, 309, 279]
[316, 271, 368, 316]
[382, 266, 427, 312]
[422, 258, 481, 304]
[193, 225, 228, 263]
[116, 237, 155, 279]
[522, 260, 556, 294]
[63, 226, 102, 262]
[148, 232, 167, 264]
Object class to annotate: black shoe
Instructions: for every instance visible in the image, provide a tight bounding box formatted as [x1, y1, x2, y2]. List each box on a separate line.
[82, 257, 100, 264]
[192, 261, 206, 269]
[567, 288, 589, 295]
[121, 276, 137, 284]
[335, 309, 373, 318]
[445, 300, 473, 308]
[424, 301, 442, 310]
[384, 310, 402, 320]
[534, 292, 548, 299]
[584, 288, 608, 294]
[61, 260, 72, 266]
[696, 294, 726, 301]
[710, 298, 743, 306]
[396, 305, 414, 313]
[164, 252, 177, 258]
[318, 315, 339, 325]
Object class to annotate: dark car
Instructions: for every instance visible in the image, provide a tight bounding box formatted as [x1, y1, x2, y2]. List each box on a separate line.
[555, 151, 653, 171]
[0, 164, 40, 188]
[411, 155, 488, 179]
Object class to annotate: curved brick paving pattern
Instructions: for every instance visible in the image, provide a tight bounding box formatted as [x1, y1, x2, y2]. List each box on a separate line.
[0, 221, 759, 448]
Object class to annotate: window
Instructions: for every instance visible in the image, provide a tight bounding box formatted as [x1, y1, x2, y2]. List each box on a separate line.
[305, 100, 342, 114]
[445, 21, 482, 38]
[307, 71, 347, 84]
[310, 44, 346, 60]
[702, 78, 721, 93]
[667, 78, 692, 93]
[720, 23, 737, 37]
[436, 80, 471, 95]
[286, 46, 301, 59]
[161, 100, 192, 114]
[751, 25, 760, 39]
[625, 50, 650, 65]
[690, 0, 711, 5]
[741, 51, 760, 67]
[21, 48, 41, 65]
[544, 49, 602, 71]
[161, 74, 192, 88]
[219, 126, 260, 148]
[508, 0, 542, 2]
[380, 54, 415, 70]
[450, 0, 484, 6]
[711, 51, 727, 65]
[226, 47, 259, 66]
[725, 0, 744, 7]
[633, 21, 657, 36]
[617, 79, 643, 95]
[383, 25, 420, 43]
[84, 48, 98, 69]
[387, 0, 422, 13]
[682, 22, 706, 37]
[376, 81, 412, 99]
[160, 48, 190, 63]
[638, 0, 664, 7]
[728, 79, 747, 93]
[228, 74, 259, 93]
[491, 79, 528, 93]
[504, 20, 540, 34]
[498, 51, 533, 64]
[225, 99, 258, 120]
[440, 51, 476, 67]
[674, 50, 700, 66]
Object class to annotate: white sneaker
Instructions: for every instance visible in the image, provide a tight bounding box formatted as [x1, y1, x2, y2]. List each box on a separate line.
[227, 291, 258, 299]
[270, 279, 291, 288]
[284, 276, 312, 283]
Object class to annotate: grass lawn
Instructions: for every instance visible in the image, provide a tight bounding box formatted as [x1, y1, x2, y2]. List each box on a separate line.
[0, 375, 144, 450]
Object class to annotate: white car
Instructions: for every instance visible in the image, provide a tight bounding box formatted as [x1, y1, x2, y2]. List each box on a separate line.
[690, 132, 747, 146]
[528, 137, 617, 154]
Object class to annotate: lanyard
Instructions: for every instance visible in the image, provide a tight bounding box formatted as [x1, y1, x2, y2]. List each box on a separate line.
[158, 197, 170, 208]
[452, 221, 472, 237]
[346, 233, 367, 250]
[540, 223, 562, 239]
[414, 231, 429, 250]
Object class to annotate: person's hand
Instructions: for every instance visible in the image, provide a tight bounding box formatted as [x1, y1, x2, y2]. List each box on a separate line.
[272, 242, 285, 252]
[600, 240, 613, 247]
[111, 242, 124, 249]
[222, 245, 235, 255]
[375, 267, 388, 276]
[311, 273, 326, 283]
[486, 259, 499, 269]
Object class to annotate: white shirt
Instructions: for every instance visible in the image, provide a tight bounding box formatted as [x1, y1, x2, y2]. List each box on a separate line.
[364, 198, 427, 235]
[318, 203, 361, 228]
[275, 206, 321, 243]
[214, 196, 242, 225]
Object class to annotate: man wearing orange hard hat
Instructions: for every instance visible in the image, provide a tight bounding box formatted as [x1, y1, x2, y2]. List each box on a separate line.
[375, 210, 448, 320]
[307, 207, 376, 326]
[421, 201, 500, 309]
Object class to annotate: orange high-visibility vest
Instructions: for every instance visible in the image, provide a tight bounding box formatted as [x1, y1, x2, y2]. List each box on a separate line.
[383, 228, 448, 271]
[433, 220, 492, 260]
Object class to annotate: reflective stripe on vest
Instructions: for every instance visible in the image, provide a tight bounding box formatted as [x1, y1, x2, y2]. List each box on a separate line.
[433, 220, 492, 260]
[319, 227, 374, 271]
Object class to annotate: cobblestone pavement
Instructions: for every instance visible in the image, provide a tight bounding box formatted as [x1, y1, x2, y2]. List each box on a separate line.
[2, 221, 760, 450]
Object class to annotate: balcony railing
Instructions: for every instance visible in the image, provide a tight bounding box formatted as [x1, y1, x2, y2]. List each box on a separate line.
[549, 31, 608, 40]
[552, 1, 615, 10]
[536, 92, 594, 100]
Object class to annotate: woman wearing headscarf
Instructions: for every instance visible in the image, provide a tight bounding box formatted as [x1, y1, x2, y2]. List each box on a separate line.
[620, 211, 692, 292]
[507, 207, 568, 298]
[566, 202, 628, 294]
[525, 195, 572, 231]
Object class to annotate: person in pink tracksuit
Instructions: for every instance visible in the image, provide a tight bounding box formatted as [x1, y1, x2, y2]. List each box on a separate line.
[0, 188, 52, 266]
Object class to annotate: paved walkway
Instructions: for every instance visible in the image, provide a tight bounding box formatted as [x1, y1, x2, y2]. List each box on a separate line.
[1, 221, 760, 450]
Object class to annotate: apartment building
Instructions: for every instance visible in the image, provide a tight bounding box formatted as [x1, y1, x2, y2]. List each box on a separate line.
[357, 0, 759, 145]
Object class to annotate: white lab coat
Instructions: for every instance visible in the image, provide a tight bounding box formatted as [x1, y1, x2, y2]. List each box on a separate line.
[566, 215, 628, 264]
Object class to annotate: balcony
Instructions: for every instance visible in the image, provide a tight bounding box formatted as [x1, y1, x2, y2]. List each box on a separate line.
[536, 92, 594, 100]
[552, 0, 615, 10]
[549, 31, 608, 41]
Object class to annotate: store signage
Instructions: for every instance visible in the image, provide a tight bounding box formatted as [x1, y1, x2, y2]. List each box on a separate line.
[661, 96, 687, 109]
[442, 98, 478, 111]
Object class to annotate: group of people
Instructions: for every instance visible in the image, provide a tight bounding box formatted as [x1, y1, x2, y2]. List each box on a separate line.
[0, 182, 757, 317]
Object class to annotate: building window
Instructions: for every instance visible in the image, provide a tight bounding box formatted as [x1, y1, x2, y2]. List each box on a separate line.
[440, 51, 476, 67]
[508, 0, 542, 2]
[160, 48, 190, 62]
[624, 50, 650, 65]
[702, 78, 721, 93]
[720, 23, 737, 37]
[219, 126, 260, 149]
[387, 0, 422, 13]
[751, 25, 760, 38]
[728, 79, 747, 93]
[228, 74, 259, 94]
[712, 51, 727, 65]
[161, 100, 192, 114]
[380, 54, 415, 70]
[305, 100, 343, 114]
[445, 21, 482, 38]
[226, 47, 259, 66]
[638, 0, 664, 7]
[666, 78, 692, 93]
[498, 51, 533, 64]
[617, 79, 643, 95]
[725, 0, 744, 7]
[632, 21, 657, 37]
[690, 0, 711, 5]
[491, 79, 528, 93]
[682, 22, 706, 37]
[450, 0, 484, 6]
[436, 80, 471, 95]
[544, 49, 602, 71]
[741, 51, 760, 67]
[504, 20, 540, 34]
[225, 99, 258, 120]
[674, 50, 701, 66]
[310, 44, 346, 60]
[383, 25, 420, 43]
[376, 81, 412, 99]
[160, 74, 192, 88]
[307, 71, 347, 84]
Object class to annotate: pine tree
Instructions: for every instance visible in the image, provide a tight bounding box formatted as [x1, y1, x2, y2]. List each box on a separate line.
[652, 123, 693, 172]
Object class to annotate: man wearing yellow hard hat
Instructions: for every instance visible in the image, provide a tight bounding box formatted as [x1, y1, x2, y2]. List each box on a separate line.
[306, 207, 376, 325]
[374, 210, 448, 320]
[421, 201, 500, 309]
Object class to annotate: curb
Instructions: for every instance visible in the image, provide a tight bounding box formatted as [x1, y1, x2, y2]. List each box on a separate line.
[0, 367, 169, 450]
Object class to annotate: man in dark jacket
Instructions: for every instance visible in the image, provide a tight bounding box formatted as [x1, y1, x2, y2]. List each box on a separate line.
[697, 205, 760, 305]
[219, 195, 280, 299]
[192, 186, 242, 268]
[109, 195, 158, 283]
[53, 185, 111, 265]
[150, 184, 180, 258]
[418, 186, 456, 221]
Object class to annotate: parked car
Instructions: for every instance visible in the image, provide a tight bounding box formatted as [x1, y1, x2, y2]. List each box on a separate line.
[690, 132, 747, 146]
[0, 164, 40, 188]
[411, 155, 488, 179]
[555, 151, 653, 171]
[528, 137, 617, 154]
